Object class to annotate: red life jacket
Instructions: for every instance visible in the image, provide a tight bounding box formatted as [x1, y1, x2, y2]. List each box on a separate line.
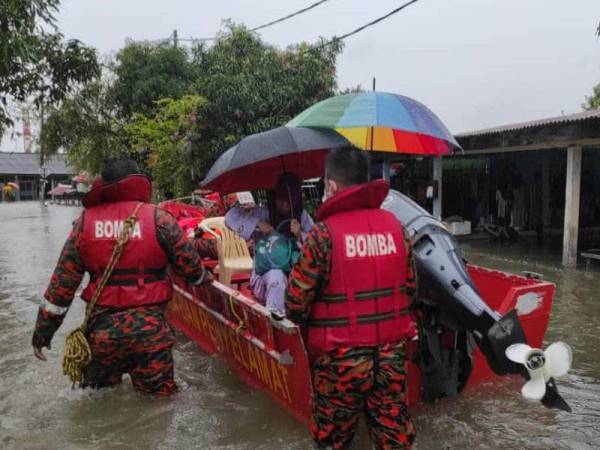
[307, 180, 415, 355]
[79, 175, 172, 308]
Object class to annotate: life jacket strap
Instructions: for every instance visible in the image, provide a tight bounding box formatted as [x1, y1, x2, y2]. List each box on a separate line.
[90, 267, 167, 286]
[317, 286, 407, 303]
[308, 309, 410, 328]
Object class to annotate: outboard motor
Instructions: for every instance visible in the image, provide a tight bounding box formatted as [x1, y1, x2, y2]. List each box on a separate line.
[382, 190, 571, 411]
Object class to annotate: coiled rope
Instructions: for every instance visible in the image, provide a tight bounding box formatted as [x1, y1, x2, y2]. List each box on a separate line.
[62, 203, 143, 386]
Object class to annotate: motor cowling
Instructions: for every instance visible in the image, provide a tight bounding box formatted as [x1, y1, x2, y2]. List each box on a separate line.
[382, 190, 571, 411]
[382, 190, 525, 375]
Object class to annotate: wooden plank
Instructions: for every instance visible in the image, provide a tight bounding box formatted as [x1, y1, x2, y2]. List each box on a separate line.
[580, 253, 600, 260]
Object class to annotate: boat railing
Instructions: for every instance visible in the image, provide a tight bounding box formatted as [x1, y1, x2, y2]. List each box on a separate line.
[212, 280, 298, 334]
[172, 279, 298, 366]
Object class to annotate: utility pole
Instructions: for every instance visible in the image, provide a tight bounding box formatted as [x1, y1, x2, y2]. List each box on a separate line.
[173, 29, 178, 48]
[39, 98, 46, 204]
[39, 98, 44, 167]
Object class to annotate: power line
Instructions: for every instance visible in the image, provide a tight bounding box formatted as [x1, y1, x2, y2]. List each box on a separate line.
[143, 0, 421, 50]
[150, 0, 333, 45]
[250, 0, 331, 33]
[318, 0, 421, 48]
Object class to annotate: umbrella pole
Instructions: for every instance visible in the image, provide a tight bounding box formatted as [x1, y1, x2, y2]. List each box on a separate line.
[370, 77, 376, 177]
[279, 155, 295, 224]
[369, 78, 375, 174]
[368, 126, 376, 181]
[382, 159, 391, 182]
[280, 155, 287, 174]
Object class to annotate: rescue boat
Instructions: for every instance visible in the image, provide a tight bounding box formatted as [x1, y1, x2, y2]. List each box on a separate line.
[165, 192, 558, 424]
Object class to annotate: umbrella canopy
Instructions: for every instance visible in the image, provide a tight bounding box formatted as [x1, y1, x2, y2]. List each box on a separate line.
[6, 182, 19, 190]
[287, 91, 461, 155]
[48, 184, 75, 196]
[73, 173, 88, 184]
[202, 126, 350, 194]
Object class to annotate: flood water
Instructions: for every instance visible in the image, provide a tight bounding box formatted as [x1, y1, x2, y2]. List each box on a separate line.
[0, 202, 598, 449]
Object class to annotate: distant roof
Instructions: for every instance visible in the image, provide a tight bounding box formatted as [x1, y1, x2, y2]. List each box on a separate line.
[0, 152, 72, 176]
[456, 109, 600, 138]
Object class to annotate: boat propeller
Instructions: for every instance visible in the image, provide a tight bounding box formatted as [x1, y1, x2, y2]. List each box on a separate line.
[505, 342, 572, 412]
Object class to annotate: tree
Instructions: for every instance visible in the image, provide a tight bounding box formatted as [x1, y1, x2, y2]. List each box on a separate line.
[47, 24, 343, 196]
[42, 81, 129, 174]
[582, 22, 600, 110]
[188, 24, 343, 177]
[583, 84, 600, 110]
[110, 43, 193, 117]
[339, 85, 365, 95]
[125, 95, 205, 198]
[0, 0, 99, 132]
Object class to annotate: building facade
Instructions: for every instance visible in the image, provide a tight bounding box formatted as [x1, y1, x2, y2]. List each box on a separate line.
[445, 109, 600, 266]
[0, 152, 73, 201]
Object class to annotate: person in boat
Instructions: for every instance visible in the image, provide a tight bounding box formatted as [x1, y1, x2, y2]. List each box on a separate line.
[225, 173, 313, 316]
[31, 157, 212, 395]
[286, 146, 417, 449]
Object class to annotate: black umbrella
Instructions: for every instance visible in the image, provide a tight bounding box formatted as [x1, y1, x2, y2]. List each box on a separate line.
[202, 126, 350, 194]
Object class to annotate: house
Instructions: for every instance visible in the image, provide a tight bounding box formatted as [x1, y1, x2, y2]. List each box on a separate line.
[0, 152, 73, 201]
[443, 109, 600, 266]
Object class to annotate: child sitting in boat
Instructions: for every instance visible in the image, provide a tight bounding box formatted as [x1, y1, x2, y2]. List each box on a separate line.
[225, 173, 313, 316]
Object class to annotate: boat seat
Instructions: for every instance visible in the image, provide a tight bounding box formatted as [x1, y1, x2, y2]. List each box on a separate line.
[200, 216, 253, 287]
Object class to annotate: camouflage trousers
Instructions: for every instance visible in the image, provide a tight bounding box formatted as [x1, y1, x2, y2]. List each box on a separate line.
[83, 305, 178, 396]
[310, 341, 416, 450]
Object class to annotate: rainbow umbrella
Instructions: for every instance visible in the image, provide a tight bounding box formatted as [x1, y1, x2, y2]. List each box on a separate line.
[287, 91, 461, 155]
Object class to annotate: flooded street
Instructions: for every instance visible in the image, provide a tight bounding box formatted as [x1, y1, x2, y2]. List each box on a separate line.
[1, 202, 599, 449]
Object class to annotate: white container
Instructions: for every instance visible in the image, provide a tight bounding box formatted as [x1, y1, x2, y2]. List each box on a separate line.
[446, 220, 471, 236]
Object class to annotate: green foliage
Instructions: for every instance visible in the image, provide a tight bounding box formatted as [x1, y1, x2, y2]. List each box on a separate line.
[0, 0, 99, 130]
[586, 22, 600, 110]
[42, 81, 129, 174]
[583, 84, 600, 110]
[125, 95, 205, 199]
[339, 85, 365, 95]
[47, 24, 342, 198]
[110, 43, 193, 117]
[189, 24, 343, 177]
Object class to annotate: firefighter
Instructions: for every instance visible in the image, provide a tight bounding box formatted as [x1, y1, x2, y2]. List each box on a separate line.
[32, 157, 211, 395]
[286, 146, 417, 449]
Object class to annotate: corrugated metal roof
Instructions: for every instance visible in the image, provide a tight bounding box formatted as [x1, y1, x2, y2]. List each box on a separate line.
[0, 152, 72, 175]
[456, 109, 600, 138]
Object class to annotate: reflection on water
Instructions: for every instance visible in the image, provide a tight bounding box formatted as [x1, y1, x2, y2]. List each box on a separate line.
[0, 203, 598, 449]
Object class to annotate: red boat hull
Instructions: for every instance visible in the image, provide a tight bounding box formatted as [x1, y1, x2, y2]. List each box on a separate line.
[167, 265, 554, 424]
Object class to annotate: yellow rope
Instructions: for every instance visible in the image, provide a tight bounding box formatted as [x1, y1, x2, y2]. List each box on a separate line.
[62, 203, 143, 387]
[62, 326, 91, 385]
[228, 293, 246, 333]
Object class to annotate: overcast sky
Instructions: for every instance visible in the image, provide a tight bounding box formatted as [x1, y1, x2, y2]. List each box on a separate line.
[3, 0, 600, 151]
